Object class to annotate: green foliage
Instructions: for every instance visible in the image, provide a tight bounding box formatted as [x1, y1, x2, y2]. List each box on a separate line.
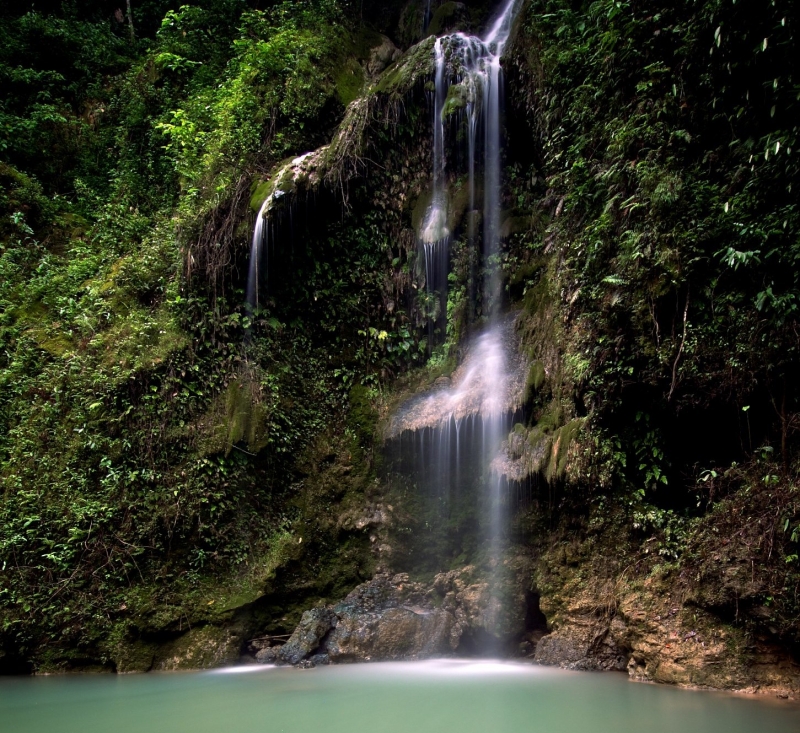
[0, 0, 391, 668]
[0, 10, 132, 187]
[517, 0, 800, 498]
[156, 2, 351, 208]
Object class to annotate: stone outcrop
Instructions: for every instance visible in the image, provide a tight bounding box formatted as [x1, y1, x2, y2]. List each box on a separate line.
[253, 562, 543, 667]
[366, 35, 402, 78]
[277, 607, 338, 665]
[531, 572, 800, 698]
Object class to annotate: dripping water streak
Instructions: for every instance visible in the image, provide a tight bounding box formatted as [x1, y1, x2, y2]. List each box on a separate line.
[247, 200, 268, 311]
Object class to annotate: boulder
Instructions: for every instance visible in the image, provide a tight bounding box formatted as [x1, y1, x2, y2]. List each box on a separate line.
[327, 605, 457, 662]
[254, 646, 280, 664]
[266, 563, 537, 666]
[277, 607, 336, 665]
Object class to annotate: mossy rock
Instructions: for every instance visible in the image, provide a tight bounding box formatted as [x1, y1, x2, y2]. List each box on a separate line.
[527, 425, 550, 449]
[523, 276, 553, 318]
[198, 376, 270, 456]
[250, 179, 272, 212]
[374, 36, 435, 96]
[348, 384, 378, 449]
[411, 177, 471, 241]
[249, 155, 311, 214]
[152, 625, 244, 671]
[545, 418, 585, 482]
[525, 360, 546, 400]
[411, 187, 434, 233]
[27, 329, 73, 357]
[508, 259, 543, 287]
[442, 82, 468, 118]
[428, 2, 466, 36]
[104, 623, 159, 673]
[536, 400, 563, 434]
[336, 57, 365, 106]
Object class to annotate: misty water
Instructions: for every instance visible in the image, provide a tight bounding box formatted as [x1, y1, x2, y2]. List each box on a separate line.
[1, 661, 797, 733]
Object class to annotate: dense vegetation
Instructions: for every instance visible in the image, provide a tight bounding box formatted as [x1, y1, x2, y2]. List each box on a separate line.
[508, 0, 800, 647]
[0, 0, 417, 671]
[0, 0, 798, 673]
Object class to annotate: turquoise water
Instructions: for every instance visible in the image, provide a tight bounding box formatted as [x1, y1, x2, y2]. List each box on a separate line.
[1, 661, 797, 733]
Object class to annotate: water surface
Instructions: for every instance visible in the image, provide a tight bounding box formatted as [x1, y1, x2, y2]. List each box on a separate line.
[1, 661, 797, 733]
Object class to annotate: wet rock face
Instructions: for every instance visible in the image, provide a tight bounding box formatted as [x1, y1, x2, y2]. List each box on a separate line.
[254, 646, 279, 665]
[327, 605, 456, 662]
[278, 608, 337, 665]
[533, 616, 629, 672]
[367, 36, 402, 78]
[259, 564, 540, 667]
[532, 582, 800, 696]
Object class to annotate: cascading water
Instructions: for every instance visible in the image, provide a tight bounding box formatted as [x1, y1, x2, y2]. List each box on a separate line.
[424, 0, 433, 33]
[418, 0, 520, 337]
[246, 0, 526, 644]
[246, 151, 318, 311]
[393, 0, 524, 648]
[419, 39, 450, 341]
[247, 199, 269, 311]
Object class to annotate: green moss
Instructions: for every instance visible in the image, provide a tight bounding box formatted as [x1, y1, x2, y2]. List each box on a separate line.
[336, 60, 365, 106]
[545, 418, 585, 482]
[250, 179, 271, 212]
[441, 83, 468, 118]
[536, 400, 563, 434]
[27, 330, 73, 357]
[523, 276, 552, 318]
[224, 378, 269, 454]
[525, 360, 546, 400]
[348, 383, 379, 451]
[508, 259, 542, 287]
[411, 178, 470, 240]
[411, 188, 434, 233]
[374, 36, 435, 96]
[428, 2, 461, 36]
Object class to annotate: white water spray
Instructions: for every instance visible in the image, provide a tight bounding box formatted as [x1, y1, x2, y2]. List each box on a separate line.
[247, 199, 269, 311]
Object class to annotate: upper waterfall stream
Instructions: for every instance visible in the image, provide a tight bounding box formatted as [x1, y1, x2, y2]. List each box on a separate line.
[419, 0, 520, 327]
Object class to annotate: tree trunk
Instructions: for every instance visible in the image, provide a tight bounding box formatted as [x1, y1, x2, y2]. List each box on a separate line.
[126, 0, 135, 43]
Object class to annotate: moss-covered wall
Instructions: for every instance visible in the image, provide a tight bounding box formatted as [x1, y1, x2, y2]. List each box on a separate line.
[1, 0, 799, 680]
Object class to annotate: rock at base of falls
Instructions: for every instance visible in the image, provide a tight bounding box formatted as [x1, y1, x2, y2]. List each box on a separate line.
[256, 563, 543, 667]
[277, 607, 338, 665]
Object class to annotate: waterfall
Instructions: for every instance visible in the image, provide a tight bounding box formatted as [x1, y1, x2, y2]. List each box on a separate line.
[476, 0, 521, 566]
[247, 200, 269, 311]
[420, 39, 450, 341]
[245, 151, 317, 311]
[481, 0, 519, 314]
[392, 0, 523, 635]
[418, 0, 520, 337]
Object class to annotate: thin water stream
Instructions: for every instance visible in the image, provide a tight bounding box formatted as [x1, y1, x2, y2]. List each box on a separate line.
[1, 662, 796, 733]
